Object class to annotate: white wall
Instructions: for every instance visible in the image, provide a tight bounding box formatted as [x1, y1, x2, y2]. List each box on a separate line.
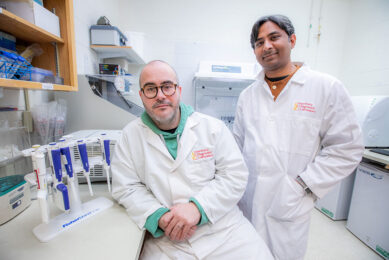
[2, 0, 388, 134]
[55, 75, 135, 133]
[65, 0, 389, 131]
[73, 0, 129, 75]
[53, 0, 138, 133]
[117, 0, 359, 106]
[340, 0, 389, 95]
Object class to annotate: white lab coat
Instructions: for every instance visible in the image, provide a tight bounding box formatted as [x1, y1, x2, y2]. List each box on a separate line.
[111, 112, 273, 260]
[233, 63, 364, 260]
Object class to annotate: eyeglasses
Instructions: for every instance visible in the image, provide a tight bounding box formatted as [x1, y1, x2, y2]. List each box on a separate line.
[141, 83, 177, 99]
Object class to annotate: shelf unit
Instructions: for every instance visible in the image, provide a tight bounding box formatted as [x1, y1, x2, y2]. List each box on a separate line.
[90, 45, 145, 64]
[0, 0, 77, 91]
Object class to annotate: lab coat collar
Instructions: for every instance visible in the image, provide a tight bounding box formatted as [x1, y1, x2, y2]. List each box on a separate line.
[139, 120, 173, 160]
[290, 62, 308, 86]
[138, 114, 200, 169]
[172, 114, 199, 171]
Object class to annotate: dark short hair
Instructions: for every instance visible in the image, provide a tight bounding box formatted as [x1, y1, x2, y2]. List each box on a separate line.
[250, 15, 295, 49]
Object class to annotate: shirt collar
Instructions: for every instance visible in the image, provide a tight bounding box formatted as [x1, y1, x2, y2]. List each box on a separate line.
[256, 62, 308, 86]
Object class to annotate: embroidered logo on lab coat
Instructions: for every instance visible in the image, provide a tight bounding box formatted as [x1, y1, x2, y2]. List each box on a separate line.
[293, 102, 316, 113]
[191, 149, 213, 160]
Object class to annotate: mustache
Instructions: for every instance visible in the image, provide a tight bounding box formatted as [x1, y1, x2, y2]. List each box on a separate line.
[152, 100, 173, 109]
[262, 50, 277, 59]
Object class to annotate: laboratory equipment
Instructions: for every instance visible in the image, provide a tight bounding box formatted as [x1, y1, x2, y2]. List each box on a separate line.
[314, 171, 355, 220]
[99, 63, 121, 75]
[0, 174, 31, 225]
[69, 130, 121, 182]
[77, 140, 93, 196]
[315, 96, 389, 220]
[48, 142, 70, 211]
[59, 138, 82, 211]
[86, 74, 144, 117]
[31, 146, 50, 223]
[346, 162, 389, 259]
[193, 61, 258, 130]
[22, 135, 114, 242]
[90, 25, 127, 46]
[99, 134, 112, 192]
[351, 96, 389, 147]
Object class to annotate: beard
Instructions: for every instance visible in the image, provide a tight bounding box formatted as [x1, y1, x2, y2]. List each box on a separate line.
[146, 99, 180, 128]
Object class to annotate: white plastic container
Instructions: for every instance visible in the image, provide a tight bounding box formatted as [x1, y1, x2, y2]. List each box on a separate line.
[91, 25, 127, 46]
[21, 67, 53, 82]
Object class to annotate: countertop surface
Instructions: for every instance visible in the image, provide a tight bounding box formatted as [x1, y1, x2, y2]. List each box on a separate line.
[0, 182, 145, 260]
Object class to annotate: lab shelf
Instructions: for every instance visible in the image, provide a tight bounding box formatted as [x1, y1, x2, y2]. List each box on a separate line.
[90, 45, 145, 64]
[85, 74, 144, 117]
[0, 8, 64, 43]
[0, 78, 76, 91]
[0, 0, 77, 91]
[85, 74, 133, 84]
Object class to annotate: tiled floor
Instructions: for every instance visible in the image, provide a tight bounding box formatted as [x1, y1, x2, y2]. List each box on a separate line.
[305, 209, 383, 260]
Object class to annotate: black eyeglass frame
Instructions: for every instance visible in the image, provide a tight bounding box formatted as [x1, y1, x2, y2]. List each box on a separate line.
[141, 83, 178, 99]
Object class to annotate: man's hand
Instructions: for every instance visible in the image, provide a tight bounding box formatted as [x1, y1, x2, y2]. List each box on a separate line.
[158, 211, 173, 231]
[164, 202, 201, 241]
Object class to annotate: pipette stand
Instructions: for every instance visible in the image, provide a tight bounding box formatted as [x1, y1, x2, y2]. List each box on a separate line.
[24, 137, 114, 242]
[33, 196, 113, 242]
[32, 161, 112, 242]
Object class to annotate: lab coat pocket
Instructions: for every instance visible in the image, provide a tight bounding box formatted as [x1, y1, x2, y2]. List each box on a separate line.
[186, 157, 215, 188]
[267, 175, 314, 221]
[280, 116, 321, 157]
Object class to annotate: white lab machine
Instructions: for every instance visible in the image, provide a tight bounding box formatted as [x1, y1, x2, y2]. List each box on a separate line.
[346, 161, 389, 259]
[0, 175, 31, 225]
[193, 61, 258, 130]
[315, 96, 389, 220]
[314, 170, 356, 220]
[68, 130, 122, 182]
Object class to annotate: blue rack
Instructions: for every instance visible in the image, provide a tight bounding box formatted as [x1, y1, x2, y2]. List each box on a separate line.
[0, 50, 32, 81]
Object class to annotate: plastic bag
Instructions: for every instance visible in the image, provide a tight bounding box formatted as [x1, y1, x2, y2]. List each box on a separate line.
[20, 43, 44, 64]
[31, 99, 67, 144]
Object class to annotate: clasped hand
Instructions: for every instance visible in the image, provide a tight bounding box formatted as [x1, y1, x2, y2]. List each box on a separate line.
[158, 202, 201, 241]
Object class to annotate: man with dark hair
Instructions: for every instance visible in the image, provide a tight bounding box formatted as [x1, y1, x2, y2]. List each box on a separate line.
[233, 15, 364, 260]
[112, 60, 273, 259]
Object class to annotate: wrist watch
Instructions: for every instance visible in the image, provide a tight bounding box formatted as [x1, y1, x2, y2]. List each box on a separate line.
[296, 176, 312, 195]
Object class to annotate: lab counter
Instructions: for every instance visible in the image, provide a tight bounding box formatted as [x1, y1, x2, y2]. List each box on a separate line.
[0, 183, 145, 260]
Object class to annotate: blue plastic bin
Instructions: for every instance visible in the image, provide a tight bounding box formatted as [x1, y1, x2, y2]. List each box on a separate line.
[0, 50, 32, 80]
